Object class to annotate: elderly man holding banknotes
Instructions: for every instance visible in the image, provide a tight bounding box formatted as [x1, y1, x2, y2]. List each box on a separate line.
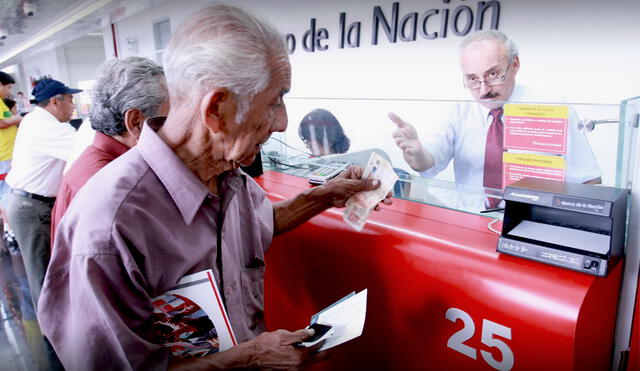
[39, 4, 391, 371]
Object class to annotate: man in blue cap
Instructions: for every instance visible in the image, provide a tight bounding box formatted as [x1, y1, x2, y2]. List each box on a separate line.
[5, 78, 81, 311]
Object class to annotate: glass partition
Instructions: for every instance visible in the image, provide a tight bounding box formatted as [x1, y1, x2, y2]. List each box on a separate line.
[617, 96, 640, 189]
[262, 96, 640, 218]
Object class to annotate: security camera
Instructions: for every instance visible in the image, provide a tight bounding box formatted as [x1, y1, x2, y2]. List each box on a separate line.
[23, 2, 37, 17]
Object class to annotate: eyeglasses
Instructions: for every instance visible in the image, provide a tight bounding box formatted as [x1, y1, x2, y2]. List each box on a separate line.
[462, 64, 510, 90]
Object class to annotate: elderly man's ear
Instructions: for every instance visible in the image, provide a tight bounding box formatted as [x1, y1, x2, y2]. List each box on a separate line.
[123, 108, 145, 144]
[511, 55, 520, 73]
[200, 88, 233, 133]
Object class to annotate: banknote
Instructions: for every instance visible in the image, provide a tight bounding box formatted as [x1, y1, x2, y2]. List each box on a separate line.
[343, 152, 397, 231]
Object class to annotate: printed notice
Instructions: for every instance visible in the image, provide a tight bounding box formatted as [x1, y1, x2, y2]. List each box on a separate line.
[503, 104, 569, 154]
[502, 152, 565, 188]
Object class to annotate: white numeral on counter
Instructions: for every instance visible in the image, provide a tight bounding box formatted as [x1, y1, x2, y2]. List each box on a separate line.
[445, 308, 514, 371]
[446, 308, 477, 359]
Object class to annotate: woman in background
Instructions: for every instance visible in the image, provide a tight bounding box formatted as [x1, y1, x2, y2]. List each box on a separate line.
[298, 108, 350, 157]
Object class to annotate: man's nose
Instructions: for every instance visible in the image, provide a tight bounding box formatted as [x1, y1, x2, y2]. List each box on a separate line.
[273, 114, 288, 133]
[478, 81, 492, 95]
[273, 121, 287, 133]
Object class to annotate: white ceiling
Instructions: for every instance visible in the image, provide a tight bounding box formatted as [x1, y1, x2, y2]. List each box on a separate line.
[0, 0, 167, 67]
[0, 0, 98, 54]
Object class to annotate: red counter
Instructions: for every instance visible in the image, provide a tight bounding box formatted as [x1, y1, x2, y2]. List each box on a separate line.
[258, 171, 622, 371]
[630, 277, 640, 370]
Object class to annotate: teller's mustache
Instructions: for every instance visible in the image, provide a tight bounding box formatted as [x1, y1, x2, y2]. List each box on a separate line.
[481, 91, 499, 99]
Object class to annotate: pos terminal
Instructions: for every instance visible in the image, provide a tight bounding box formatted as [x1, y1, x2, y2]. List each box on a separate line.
[497, 178, 628, 276]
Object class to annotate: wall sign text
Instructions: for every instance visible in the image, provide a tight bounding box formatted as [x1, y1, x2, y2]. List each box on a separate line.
[286, 0, 501, 54]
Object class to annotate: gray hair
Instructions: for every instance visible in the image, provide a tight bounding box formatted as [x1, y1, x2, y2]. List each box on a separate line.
[37, 93, 65, 108]
[459, 30, 519, 63]
[163, 4, 286, 122]
[90, 57, 167, 136]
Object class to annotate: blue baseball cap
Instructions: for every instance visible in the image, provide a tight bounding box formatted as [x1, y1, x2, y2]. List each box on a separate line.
[30, 79, 82, 104]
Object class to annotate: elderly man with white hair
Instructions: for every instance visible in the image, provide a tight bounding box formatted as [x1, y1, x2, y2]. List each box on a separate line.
[38, 4, 390, 370]
[50, 56, 169, 248]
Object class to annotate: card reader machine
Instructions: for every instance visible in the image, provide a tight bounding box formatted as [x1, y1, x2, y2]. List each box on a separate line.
[497, 178, 628, 276]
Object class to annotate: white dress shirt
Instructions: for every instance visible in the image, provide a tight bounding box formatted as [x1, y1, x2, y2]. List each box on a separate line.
[419, 85, 602, 186]
[7, 106, 76, 197]
[64, 119, 96, 174]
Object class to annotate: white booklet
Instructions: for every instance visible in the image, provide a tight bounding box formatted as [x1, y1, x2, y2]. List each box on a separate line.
[150, 269, 237, 359]
[300, 289, 368, 352]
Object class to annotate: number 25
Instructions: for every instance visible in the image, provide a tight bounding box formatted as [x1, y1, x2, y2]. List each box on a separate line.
[445, 307, 514, 371]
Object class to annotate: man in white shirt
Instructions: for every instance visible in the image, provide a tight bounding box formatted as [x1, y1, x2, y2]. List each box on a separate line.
[390, 30, 601, 199]
[6, 78, 80, 308]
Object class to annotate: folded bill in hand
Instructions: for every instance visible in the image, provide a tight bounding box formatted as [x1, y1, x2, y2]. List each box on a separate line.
[343, 153, 397, 231]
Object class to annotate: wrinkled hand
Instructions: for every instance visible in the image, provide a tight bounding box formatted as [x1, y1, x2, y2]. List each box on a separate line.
[248, 328, 327, 370]
[321, 166, 393, 209]
[389, 112, 422, 156]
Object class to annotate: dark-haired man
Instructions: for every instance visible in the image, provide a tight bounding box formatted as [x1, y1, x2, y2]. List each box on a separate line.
[0, 72, 21, 213]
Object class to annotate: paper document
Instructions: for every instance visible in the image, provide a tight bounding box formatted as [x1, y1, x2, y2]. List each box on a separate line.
[343, 153, 397, 231]
[307, 289, 368, 351]
[151, 270, 237, 359]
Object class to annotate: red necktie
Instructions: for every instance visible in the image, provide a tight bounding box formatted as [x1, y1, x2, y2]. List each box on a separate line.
[483, 108, 504, 207]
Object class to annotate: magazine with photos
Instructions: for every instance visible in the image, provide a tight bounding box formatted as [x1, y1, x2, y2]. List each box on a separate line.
[151, 269, 237, 359]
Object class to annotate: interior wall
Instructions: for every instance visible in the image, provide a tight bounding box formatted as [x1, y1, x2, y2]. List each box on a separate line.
[19, 0, 640, 104]
[61, 35, 105, 89]
[18, 35, 104, 92]
[84, 0, 640, 186]
[114, 0, 211, 63]
[111, 0, 640, 103]
[20, 43, 61, 91]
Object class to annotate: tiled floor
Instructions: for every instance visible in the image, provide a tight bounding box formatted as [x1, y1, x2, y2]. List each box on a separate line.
[0, 251, 50, 371]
